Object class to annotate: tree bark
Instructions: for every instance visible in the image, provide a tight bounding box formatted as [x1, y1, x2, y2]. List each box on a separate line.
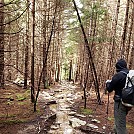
[0, 0, 4, 88]
[69, 60, 72, 81]
[72, 0, 101, 104]
[31, 0, 35, 102]
[121, 0, 130, 57]
[24, 0, 30, 89]
[42, 0, 47, 89]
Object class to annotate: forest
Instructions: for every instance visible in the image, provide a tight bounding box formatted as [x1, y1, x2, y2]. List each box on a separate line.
[0, 0, 134, 134]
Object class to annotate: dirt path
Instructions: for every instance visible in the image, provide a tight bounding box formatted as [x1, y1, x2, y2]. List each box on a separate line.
[46, 81, 84, 134]
[0, 82, 134, 134]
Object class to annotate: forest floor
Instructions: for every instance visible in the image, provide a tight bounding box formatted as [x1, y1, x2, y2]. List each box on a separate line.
[0, 82, 134, 134]
[72, 87, 134, 134]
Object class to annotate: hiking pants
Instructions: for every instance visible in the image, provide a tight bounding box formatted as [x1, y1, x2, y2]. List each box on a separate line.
[114, 101, 127, 134]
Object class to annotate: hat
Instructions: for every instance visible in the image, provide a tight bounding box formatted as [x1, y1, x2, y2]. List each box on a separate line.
[115, 59, 127, 72]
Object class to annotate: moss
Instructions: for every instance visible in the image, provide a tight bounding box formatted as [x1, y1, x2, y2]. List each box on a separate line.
[80, 108, 93, 115]
[0, 119, 27, 124]
[6, 101, 13, 105]
[0, 114, 6, 118]
[15, 89, 30, 101]
[16, 94, 26, 101]
[126, 123, 133, 129]
[108, 116, 114, 121]
[18, 101, 27, 105]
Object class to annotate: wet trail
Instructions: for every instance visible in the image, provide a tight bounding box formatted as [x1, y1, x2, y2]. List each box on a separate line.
[47, 81, 84, 134]
[16, 81, 104, 134]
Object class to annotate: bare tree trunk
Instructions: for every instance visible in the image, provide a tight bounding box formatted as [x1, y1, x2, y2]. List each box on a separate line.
[129, 2, 134, 68]
[0, 0, 4, 88]
[126, 3, 134, 62]
[72, 0, 101, 104]
[24, 0, 30, 89]
[34, 1, 58, 112]
[7, 30, 12, 80]
[121, 0, 130, 57]
[69, 60, 72, 81]
[31, 0, 35, 102]
[16, 34, 19, 73]
[56, 58, 60, 82]
[42, 0, 47, 89]
[107, 0, 120, 79]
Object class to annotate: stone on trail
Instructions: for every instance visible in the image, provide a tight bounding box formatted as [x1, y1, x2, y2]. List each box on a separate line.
[91, 119, 101, 123]
[75, 114, 86, 118]
[69, 117, 86, 128]
[87, 123, 99, 129]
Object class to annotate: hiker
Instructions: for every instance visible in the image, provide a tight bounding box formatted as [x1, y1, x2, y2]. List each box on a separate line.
[106, 59, 130, 134]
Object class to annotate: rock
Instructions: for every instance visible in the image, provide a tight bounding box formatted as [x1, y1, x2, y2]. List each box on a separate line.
[102, 126, 106, 129]
[59, 108, 70, 111]
[88, 115, 94, 118]
[80, 126, 104, 134]
[68, 111, 77, 116]
[75, 114, 86, 118]
[67, 93, 73, 98]
[91, 119, 100, 123]
[54, 89, 62, 92]
[87, 123, 98, 129]
[46, 100, 57, 105]
[50, 125, 59, 130]
[69, 118, 86, 128]
[56, 94, 65, 99]
[64, 128, 73, 134]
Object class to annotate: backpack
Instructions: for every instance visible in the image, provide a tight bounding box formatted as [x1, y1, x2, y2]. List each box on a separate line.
[121, 70, 134, 107]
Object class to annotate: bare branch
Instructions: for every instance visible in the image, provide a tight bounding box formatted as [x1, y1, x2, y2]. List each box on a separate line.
[0, 0, 20, 8]
[3, 64, 24, 75]
[0, 4, 30, 26]
[0, 28, 24, 34]
[1, 7, 20, 14]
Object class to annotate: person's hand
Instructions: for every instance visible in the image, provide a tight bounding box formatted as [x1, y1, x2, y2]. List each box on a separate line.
[106, 80, 111, 90]
[106, 80, 111, 83]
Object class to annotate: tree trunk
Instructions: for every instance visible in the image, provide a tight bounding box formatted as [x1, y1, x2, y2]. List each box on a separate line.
[129, 2, 134, 68]
[24, 0, 30, 89]
[126, 3, 134, 62]
[107, 0, 120, 79]
[121, 0, 130, 57]
[31, 0, 35, 102]
[69, 60, 72, 81]
[73, 0, 101, 104]
[42, 0, 48, 89]
[0, 0, 4, 88]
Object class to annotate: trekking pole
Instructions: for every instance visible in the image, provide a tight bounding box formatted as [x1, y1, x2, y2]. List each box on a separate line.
[105, 92, 110, 133]
[106, 93, 110, 115]
[92, 86, 108, 116]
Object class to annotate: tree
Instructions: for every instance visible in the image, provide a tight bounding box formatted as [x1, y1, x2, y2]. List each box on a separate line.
[72, 0, 101, 104]
[0, 0, 4, 88]
[31, 0, 35, 102]
[24, 0, 30, 89]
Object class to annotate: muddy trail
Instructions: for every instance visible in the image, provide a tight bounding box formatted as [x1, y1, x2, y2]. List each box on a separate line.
[18, 81, 107, 134]
[0, 81, 133, 134]
[39, 81, 86, 134]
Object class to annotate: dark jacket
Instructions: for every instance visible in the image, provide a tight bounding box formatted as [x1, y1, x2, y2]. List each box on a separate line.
[106, 59, 129, 99]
